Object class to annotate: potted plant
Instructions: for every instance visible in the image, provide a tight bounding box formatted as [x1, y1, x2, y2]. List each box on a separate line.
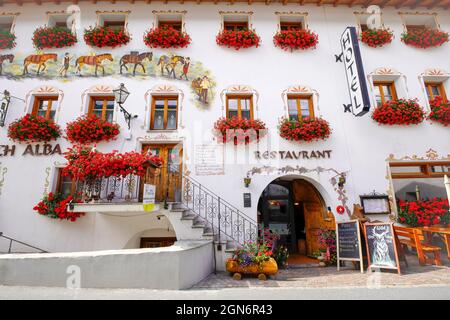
[372, 99, 425, 125]
[143, 25, 191, 49]
[397, 198, 450, 227]
[360, 28, 393, 48]
[278, 117, 331, 142]
[213, 116, 267, 145]
[0, 29, 16, 50]
[33, 192, 85, 222]
[428, 96, 450, 126]
[216, 29, 260, 50]
[65, 114, 120, 145]
[401, 28, 449, 49]
[273, 245, 289, 269]
[273, 29, 319, 51]
[7, 114, 61, 143]
[32, 26, 77, 49]
[84, 26, 131, 48]
[318, 229, 337, 266]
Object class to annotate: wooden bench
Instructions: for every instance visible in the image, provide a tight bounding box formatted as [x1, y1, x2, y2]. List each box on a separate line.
[394, 226, 442, 266]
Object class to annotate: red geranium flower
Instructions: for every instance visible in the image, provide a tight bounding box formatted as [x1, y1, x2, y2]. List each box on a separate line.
[84, 26, 131, 48]
[372, 99, 425, 125]
[213, 117, 266, 145]
[0, 29, 16, 50]
[273, 29, 319, 51]
[428, 96, 450, 126]
[360, 28, 393, 48]
[33, 192, 85, 222]
[7, 114, 62, 143]
[65, 114, 120, 144]
[401, 28, 449, 49]
[216, 29, 260, 50]
[278, 117, 331, 142]
[143, 26, 191, 49]
[32, 26, 77, 50]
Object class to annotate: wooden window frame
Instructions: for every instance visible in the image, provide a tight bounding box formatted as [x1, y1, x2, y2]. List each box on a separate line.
[287, 95, 314, 122]
[97, 13, 128, 32]
[280, 21, 303, 31]
[55, 168, 77, 196]
[0, 14, 17, 33]
[373, 81, 398, 105]
[424, 81, 447, 102]
[150, 95, 179, 130]
[32, 95, 59, 120]
[223, 20, 249, 31]
[390, 161, 450, 179]
[158, 20, 183, 31]
[88, 96, 115, 122]
[226, 94, 254, 120]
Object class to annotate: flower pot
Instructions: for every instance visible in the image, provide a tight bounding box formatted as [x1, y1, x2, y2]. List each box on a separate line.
[226, 257, 278, 279]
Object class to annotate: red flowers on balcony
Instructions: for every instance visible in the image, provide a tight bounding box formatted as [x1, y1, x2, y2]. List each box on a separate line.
[398, 198, 450, 227]
[216, 29, 260, 50]
[32, 26, 77, 50]
[143, 26, 191, 49]
[33, 192, 84, 222]
[278, 117, 331, 142]
[428, 96, 450, 126]
[0, 30, 16, 50]
[360, 28, 393, 48]
[213, 117, 267, 145]
[401, 28, 449, 49]
[273, 29, 319, 51]
[372, 99, 425, 125]
[7, 114, 62, 143]
[65, 114, 120, 145]
[84, 26, 131, 48]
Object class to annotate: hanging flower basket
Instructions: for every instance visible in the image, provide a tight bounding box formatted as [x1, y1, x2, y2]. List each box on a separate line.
[273, 29, 319, 51]
[428, 96, 450, 126]
[33, 192, 85, 222]
[278, 117, 331, 142]
[84, 26, 131, 48]
[401, 29, 449, 49]
[360, 28, 393, 48]
[32, 26, 77, 50]
[398, 198, 450, 227]
[65, 114, 120, 145]
[216, 29, 260, 50]
[213, 117, 267, 145]
[7, 114, 62, 143]
[143, 26, 191, 48]
[372, 99, 425, 125]
[0, 30, 16, 50]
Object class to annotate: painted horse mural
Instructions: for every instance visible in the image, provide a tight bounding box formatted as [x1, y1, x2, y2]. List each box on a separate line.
[0, 54, 14, 75]
[157, 55, 185, 79]
[23, 53, 57, 75]
[119, 52, 153, 76]
[75, 53, 113, 76]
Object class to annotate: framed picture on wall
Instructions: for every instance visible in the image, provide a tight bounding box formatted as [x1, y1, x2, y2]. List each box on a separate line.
[360, 194, 391, 215]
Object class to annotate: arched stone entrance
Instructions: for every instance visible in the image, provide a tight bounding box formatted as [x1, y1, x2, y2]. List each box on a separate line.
[257, 176, 335, 259]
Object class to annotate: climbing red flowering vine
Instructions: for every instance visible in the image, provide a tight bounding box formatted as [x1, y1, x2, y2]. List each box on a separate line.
[0, 30, 16, 49]
[278, 117, 331, 142]
[33, 192, 85, 222]
[360, 28, 393, 48]
[7, 114, 62, 143]
[428, 96, 450, 126]
[143, 26, 191, 48]
[401, 29, 449, 49]
[273, 29, 319, 51]
[213, 117, 267, 145]
[32, 26, 77, 49]
[84, 26, 131, 48]
[372, 99, 425, 125]
[398, 198, 450, 227]
[65, 114, 120, 144]
[216, 29, 260, 50]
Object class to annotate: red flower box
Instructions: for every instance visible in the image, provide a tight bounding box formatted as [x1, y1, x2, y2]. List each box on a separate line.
[84, 26, 131, 48]
[398, 198, 450, 227]
[213, 117, 267, 145]
[143, 26, 191, 49]
[65, 114, 120, 145]
[428, 96, 450, 126]
[278, 117, 331, 142]
[360, 28, 393, 48]
[7, 114, 62, 143]
[32, 26, 77, 50]
[216, 29, 260, 50]
[372, 99, 425, 125]
[273, 29, 318, 51]
[401, 29, 449, 49]
[0, 30, 16, 50]
[33, 192, 85, 222]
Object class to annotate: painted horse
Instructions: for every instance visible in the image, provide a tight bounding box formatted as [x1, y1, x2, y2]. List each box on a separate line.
[157, 55, 185, 79]
[0, 54, 14, 75]
[75, 53, 113, 76]
[120, 52, 153, 76]
[23, 53, 57, 75]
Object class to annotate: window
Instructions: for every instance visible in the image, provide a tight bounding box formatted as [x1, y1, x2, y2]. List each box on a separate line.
[226, 95, 253, 120]
[401, 13, 438, 33]
[0, 15, 14, 33]
[55, 168, 77, 198]
[279, 15, 305, 31]
[157, 14, 183, 31]
[47, 14, 72, 29]
[88, 96, 115, 123]
[424, 82, 447, 101]
[150, 96, 178, 130]
[32, 96, 58, 120]
[223, 15, 249, 31]
[373, 81, 397, 106]
[287, 95, 314, 121]
[390, 161, 450, 179]
[98, 13, 127, 31]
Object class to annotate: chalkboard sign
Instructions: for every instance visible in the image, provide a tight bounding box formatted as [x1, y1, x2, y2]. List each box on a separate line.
[336, 220, 364, 273]
[364, 222, 401, 274]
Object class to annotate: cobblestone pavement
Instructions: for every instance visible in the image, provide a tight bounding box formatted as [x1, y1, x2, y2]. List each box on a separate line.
[194, 255, 450, 289]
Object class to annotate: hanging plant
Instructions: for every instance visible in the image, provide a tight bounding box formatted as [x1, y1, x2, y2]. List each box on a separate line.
[372, 99, 425, 126]
[278, 117, 331, 142]
[32, 26, 77, 49]
[0, 29, 16, 50]
[360, 28, 393, 48]
[401, 28, 449, 49]
[84, 26, 131, 48]
[65, 114, 120, 145]
[7, 114, 62, 143]
[213, 117, 267, 145]
[216, 29, 260, 50]
[33, 192, 85, 222]
[273, 29, 319, 51]
[143, 26, 191, 49]
[428, 96, 450, 126]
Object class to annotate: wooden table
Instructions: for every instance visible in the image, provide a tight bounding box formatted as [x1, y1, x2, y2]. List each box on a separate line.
[420, 226, 450, 259]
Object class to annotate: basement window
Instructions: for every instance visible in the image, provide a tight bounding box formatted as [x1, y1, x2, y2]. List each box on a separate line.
[98, 13, 127, 31]
[223, 15, 249, 31]
[279, 15, 305, 31]
[157, 13, 183, 32]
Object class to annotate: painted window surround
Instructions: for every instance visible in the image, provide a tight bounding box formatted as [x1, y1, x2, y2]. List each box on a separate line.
[0, 12, 19, 33]
[80, 85, 118, 124]
[281, 85, 320, 120]
[276, 12, 309, 31]
[418, 69, 450, 110]
[24, 86, 64, 123]
[219, 11, 253, 31]
[220, 85, 259, 119]
[354, 10, 386, 34]
[96, 10, 130, 32]
[153, 10, 186, 32]
[399, 12, 441, 32]
[367, 68, 409, 107]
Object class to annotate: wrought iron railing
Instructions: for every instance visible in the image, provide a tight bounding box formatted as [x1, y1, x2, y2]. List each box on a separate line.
[0, 232, 48, 254]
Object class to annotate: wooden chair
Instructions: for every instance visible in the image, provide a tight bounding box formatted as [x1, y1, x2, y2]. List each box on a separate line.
[394, 226, 442, 266]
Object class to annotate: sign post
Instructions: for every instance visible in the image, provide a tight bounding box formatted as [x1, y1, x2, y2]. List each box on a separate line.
[336, 220, 364, 273]
[142, 183, 156, 212]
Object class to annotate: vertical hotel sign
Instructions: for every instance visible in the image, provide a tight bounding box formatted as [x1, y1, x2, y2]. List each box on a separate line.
[340, 27, 371, 116]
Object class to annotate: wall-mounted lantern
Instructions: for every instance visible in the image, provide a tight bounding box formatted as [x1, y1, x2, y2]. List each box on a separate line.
[338, 174, 346, 188]
[113, 83, 137, 130]
[0, 90, 11, 127]
[244, 174, 252, 188]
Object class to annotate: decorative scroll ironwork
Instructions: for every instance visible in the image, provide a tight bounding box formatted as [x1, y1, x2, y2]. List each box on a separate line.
[77, 174, 140, 203]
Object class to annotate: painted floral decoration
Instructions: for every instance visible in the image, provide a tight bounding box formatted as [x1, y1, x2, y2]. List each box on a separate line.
[360, 28, 393, 48]
[401, 28, 449, 49]
[216, 29, 260, 50]
[428, 96, 450, 126]
[372, 99, 425, 125]
[143, 26, 191, 49]
[278, 117, 331, 142]
[273, 29, 319, 51]
[213, 116, 267, 145]
[65, 114, 120, 145]
[7, 114, 62, 143]
[398, 198, 450, 227]
[84, 26, 131, 48]
[0, 29, 16, 50]
[32, 26, 77, 50]
[33, 192, 85, 222]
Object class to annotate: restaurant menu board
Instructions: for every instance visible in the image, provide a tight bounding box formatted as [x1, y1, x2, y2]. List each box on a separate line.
[336, 220, 364, 273]
[364, 222, 401, 274]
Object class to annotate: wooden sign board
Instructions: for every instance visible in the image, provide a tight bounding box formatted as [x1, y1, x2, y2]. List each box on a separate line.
[336, 220, 364, 273]
[364, 222, 401, 274]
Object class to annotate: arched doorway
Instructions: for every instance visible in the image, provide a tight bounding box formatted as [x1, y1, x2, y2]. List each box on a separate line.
[257, 176, 335, 261]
